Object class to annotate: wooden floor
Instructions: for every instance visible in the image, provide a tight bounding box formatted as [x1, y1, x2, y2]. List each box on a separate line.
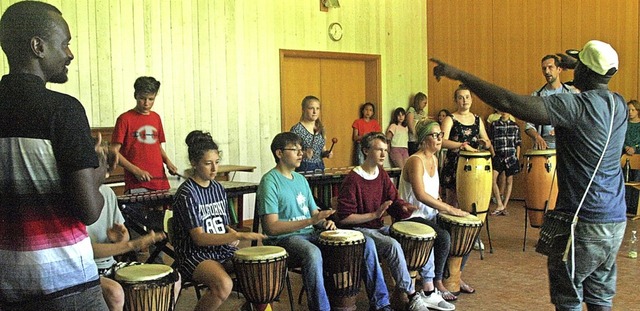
[173, 200, 639, 311]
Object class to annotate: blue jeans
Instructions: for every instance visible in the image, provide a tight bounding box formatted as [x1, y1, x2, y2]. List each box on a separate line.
[355, 226, 414, 294]
[404, 217, 451, 282]
[271, 233, 390, 311]
[548, 221, 625, 311]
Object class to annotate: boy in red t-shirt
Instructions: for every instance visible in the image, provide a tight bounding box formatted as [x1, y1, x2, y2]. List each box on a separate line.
[111, 76, 178, 193]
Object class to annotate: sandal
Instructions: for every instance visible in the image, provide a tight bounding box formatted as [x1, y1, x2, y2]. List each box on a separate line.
[491, 209, 508, 216]
[459, 283, 475, 294]
[440, 290, 458, 301]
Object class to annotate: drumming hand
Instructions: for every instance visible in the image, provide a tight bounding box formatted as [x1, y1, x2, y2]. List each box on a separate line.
[323, 220, 337, 230]
[374, 200, 392, 218]
[241, 232, 266, 241]
[312, 209, 336, 225]
[321, 150, 334, 159]
[479, 138, 491, 149]
[227, 225, 266, 241]
[131, 230, 166, 251]
[625, 146, 636, 155]
[402, 204, 418, 214]
[534, 135, 548, 150]
[107, 223, 128, 243]
[448, 208, 469, 217]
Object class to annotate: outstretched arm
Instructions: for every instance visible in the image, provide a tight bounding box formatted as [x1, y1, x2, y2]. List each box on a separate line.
[430, 58, 550, 125]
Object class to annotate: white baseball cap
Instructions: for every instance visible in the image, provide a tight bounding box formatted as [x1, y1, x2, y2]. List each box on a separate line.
[567, 40, 618, 76]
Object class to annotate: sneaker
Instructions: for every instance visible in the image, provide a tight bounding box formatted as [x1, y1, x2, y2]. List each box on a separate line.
[473, 239, 485, 250]
[407, 291, 431, 311]
[421, 290, 456, 311]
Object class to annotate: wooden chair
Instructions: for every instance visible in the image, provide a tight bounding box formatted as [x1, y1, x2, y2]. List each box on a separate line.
[621, 154, 640, 219]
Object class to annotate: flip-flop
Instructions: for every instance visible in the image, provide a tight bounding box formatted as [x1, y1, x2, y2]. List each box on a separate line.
[459, 283, 475, 294]
[491, 209, 508, 216]
[440, 290, 458, 301]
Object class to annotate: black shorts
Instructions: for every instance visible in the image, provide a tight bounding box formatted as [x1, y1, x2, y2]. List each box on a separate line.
[492, 157, 520, 177]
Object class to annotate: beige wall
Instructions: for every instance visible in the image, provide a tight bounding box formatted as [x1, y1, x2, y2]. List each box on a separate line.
[0, 0, 428, 181]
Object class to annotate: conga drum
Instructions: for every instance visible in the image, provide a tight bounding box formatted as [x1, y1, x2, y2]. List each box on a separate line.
[317, 229, 365, 311]
[456, 150, 493, 222]
[523, 149, 558, 228]
[233, 246, 288, 311]
[390, 222, 436, 288]
[114, 264, 177, 311]
[438, 213, 483, 293]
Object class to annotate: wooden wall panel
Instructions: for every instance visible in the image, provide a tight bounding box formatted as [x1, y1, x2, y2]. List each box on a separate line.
[427, 0, 494, 119]
[320, 58, 367, 168]
[560, 0, 639, 102]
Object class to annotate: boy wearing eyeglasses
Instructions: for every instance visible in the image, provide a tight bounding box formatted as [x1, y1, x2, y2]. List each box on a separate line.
[258, 132, 396, 311]
[488, 111, 521, 216]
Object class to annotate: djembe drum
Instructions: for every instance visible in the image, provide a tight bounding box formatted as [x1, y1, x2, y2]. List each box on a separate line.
[456, 150, 492, 222]
[317, 229, 365, 311]
[438, 213, 483, 293]
[523, 149, 558, 228]
[233, 246, 288, 311]
[390, 222, 436, 289]
[114, 264, 177, 311]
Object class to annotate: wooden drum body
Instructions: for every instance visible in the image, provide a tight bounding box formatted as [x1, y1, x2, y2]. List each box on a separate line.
[456, 151, 493, 222]
[318, 229, 365, 311]
[390, 222, 436, 280]
[233, 246, 288, 311]
[115, 264, 177, 311]
[524, 149, 558, 228]
[438, 213, 483, 293]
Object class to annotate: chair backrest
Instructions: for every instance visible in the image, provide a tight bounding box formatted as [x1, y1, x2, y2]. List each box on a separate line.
[621, 154, 640, 170]
[164, 210, 175, 245]
[251, 200, 261, 247]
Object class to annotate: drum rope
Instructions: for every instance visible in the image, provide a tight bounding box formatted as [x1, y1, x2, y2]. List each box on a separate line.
[564, 93, 616, 280]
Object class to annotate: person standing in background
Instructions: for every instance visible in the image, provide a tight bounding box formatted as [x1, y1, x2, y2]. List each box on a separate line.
[488, 111, 521, 216]
[111, 76, 178, 194]
[525, 54, 579, 150]
[386, 107, 410, 168]
[352, 102, 382, 165]
[290, 95, 334, 173]
[440, 84, 492, 208]
[0, 2, 109, 309]
[407, 92, 429, 155]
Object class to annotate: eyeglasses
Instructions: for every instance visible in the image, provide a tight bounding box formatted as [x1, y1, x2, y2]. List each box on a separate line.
[426, 132, 445, 139]
[282, 148, 304, 154]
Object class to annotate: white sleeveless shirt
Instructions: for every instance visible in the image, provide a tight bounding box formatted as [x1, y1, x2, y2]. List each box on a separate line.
[398, 154, 440, 221]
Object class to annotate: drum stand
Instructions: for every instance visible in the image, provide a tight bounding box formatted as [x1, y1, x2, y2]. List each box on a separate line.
[522, 201, 550, 251]
[470, 204, 494, 259]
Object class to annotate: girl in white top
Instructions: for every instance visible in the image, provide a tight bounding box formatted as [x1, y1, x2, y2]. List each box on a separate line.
[386, 107, 410, 168]
[398, 119, 471, 301]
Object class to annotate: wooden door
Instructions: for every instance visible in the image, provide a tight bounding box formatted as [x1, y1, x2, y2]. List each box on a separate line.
[280, 50, 381, 168]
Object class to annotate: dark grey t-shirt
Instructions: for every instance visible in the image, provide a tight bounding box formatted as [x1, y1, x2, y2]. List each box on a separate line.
[543, 89, 627, 223]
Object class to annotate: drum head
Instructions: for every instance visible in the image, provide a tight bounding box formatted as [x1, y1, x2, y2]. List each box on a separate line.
[391, 222, 436, 238]
[524, 149, 556, 156]
[438, 213, 482, 226]
[115, 264, 173, 282]
[319, 229, 364, 243]
[234, 245, 287, 261]
[458, 150, 492, 158]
